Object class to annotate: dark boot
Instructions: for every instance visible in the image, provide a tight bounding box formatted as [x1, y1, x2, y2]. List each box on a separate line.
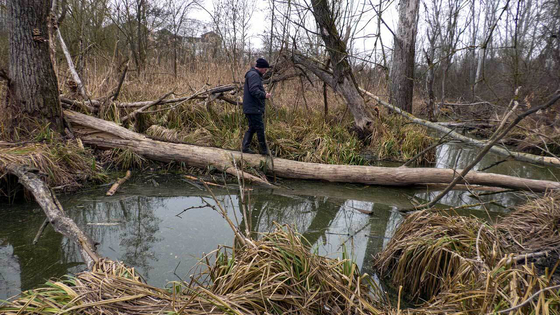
[242, 131, 255, 154]
[258, 140, 274, 156]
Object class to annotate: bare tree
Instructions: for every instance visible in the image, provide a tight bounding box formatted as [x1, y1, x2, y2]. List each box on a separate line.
[422, 0, 441, 121]
[389, 0, 420, 113]
[208, 0, 255, 68]
[165, 0, 193, 77]
[291, 0, 374, 133]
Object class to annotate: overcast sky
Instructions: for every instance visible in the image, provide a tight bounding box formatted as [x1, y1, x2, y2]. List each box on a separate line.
[193, 0, 398, 55]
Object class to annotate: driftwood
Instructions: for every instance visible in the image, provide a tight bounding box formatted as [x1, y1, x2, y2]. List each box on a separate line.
[4, 164, 99, 268]
[64, 110, 560, 193]
[360, 88, 560, 167]
[106, 170, 132, 196]
[32, 218, 50, 245]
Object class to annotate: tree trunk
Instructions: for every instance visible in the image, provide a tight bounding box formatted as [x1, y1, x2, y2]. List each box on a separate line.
[64, 110, 560, 192]
[308, 0, 374, 132]
[4, 0, 63, 134]
[291, 53, 373, 134]
[424, 50, 436, 121]
[389, 0, 420, 113]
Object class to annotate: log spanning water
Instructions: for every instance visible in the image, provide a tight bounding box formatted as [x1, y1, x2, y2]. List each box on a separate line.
[64, 110, 560, 192]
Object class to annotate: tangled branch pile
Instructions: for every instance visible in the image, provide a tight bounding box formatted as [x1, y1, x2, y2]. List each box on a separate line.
[374, 192, 560, 314]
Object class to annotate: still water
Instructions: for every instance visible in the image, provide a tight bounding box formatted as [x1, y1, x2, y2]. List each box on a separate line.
[1, 142, 558, 300]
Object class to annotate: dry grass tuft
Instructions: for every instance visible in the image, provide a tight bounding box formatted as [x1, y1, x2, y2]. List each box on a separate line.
[0, 140, 106, 194]
[374, 192, 560, 314]
[0, 225, 387, 315]
[496, 191, 560, 253]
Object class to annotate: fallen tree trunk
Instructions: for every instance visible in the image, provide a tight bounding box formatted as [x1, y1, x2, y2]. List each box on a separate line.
[360, 88, 560, 167]
[4, 164, 100, 268]
[64, 110, 560, 192]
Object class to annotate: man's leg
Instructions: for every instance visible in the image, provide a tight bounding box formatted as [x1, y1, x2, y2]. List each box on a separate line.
[253, 114, 271, 155]
[242, 115, 256, 154]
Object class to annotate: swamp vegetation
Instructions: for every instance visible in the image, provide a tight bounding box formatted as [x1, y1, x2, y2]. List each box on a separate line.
[2, 0, 560, 313]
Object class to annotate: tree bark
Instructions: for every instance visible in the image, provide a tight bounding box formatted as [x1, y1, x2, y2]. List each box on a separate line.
[389, 0, 420, 113]
[64, 110, 560, 192]
[291, 53, 373, 134]
[307, 0, 374, 132]
[4, 0, 63, 133]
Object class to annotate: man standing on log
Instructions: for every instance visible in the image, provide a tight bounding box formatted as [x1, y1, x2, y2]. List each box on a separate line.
[242, 58, 273, 155]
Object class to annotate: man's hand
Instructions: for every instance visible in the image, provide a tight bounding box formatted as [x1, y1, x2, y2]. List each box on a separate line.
[265, 93, 272, 99]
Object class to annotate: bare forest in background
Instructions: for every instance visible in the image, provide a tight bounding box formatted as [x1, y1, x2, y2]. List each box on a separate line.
[0, 0, 559, 142]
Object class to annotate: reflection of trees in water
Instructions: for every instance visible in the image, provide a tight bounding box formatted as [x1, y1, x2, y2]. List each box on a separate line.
[66, 196, 164, 279]
[0, 244, 21, 299]
[237, 193, 320, 235]
[429, 143, 533, 210]
[119, 196, 162, 279]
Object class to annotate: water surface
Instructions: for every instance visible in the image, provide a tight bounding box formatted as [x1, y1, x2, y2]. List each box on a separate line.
[1, 143, 558, 300]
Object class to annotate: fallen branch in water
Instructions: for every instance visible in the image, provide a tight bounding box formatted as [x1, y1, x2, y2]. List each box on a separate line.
[4, 164, 100, 268]
[360, 88, 560, 167]
[32, 218, 50, 245]
[106, 170, 132, 196]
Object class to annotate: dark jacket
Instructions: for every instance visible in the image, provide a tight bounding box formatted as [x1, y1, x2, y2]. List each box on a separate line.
[243, 68, 266, 114]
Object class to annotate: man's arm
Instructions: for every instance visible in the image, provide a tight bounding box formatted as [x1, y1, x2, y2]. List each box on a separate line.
[247, 72, 266, 99]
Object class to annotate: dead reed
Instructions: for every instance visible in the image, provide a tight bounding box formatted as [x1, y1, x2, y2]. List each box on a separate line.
[374, 191, 560, 314]
[0, 225, 388, 315]
[0, 140, 106, 195]
[65, 60, 434, 166]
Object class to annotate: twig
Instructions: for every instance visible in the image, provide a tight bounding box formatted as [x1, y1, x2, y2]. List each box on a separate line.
[106, 170, 132, 196]
[442, 101, 495, 106]
[479, 158, 509, 172]
[184, 175, 225, 188]
[402, 128, 455, 167]
[173, 261, 186, 283]
[475, 224, 484, 263]
[175, 204, 210, 218]
[121, 91, 174, 123]
[230, 154, 250, 236]
[425, 89, 560, 209]
[490, 86, 520, 141]
[495, 284, 560, 314]
[200, 181, 247, 247]
[468, 189, 516, 198]
[32, 218, 50, 245]
[112, 62, 129, 101]
[507, 250, 552, 265]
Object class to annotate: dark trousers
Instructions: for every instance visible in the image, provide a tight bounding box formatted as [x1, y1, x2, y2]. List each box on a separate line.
[242, 113, 267, 153]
